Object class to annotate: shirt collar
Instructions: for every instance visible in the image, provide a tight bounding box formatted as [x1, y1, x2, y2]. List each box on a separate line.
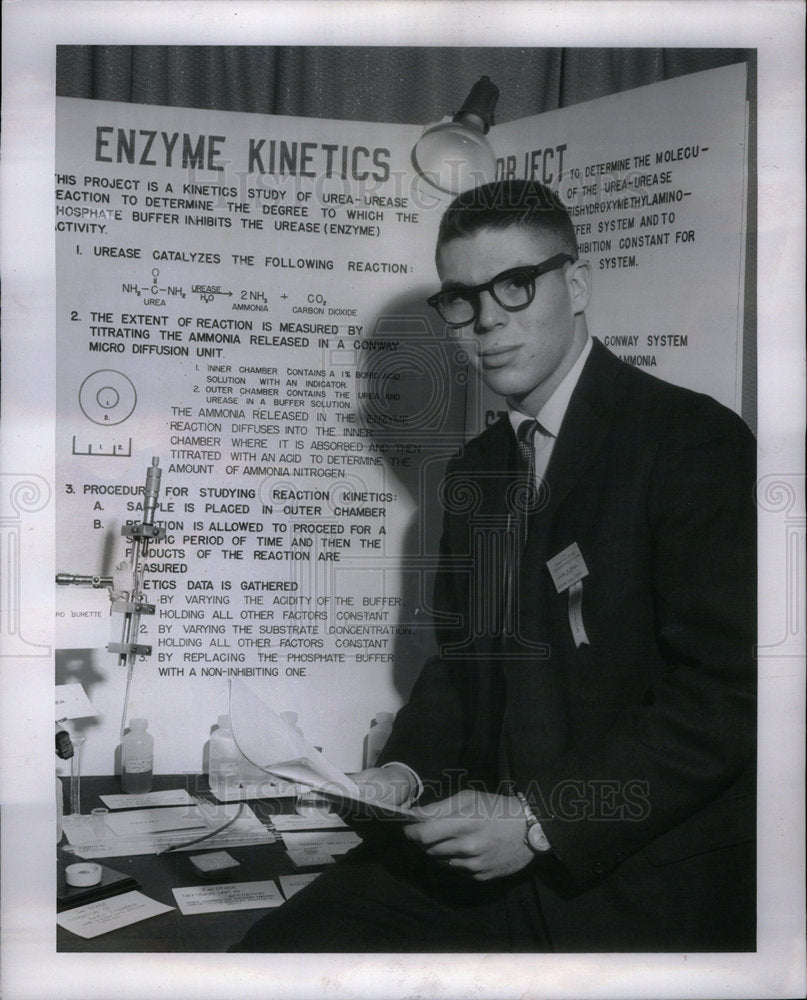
[509, 335, 593, 439]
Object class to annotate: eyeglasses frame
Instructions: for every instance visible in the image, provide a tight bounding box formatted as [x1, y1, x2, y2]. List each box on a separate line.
[427, 252, 576, 328]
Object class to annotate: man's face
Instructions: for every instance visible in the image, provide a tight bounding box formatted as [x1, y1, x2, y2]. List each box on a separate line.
[436, 227, 588, 414]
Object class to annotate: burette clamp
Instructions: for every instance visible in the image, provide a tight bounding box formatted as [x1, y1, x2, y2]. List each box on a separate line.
[110, 600, 156, 616]
[121, 523, 166, 541]
[55, 573, 114, 588]
[108, 642, 153, 657]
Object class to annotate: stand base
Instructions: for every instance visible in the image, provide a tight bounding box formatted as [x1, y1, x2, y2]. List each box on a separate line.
[57, 860, 138, 911]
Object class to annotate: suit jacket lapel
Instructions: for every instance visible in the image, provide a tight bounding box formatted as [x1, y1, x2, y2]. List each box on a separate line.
[516, 340, 621, 644]
[471, 415, 517, 517]
[537, 338, 621, 529]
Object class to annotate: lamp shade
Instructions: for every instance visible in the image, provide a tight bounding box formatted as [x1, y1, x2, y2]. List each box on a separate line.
[413, 76, 500, 195]
[413, 120, 497, 195]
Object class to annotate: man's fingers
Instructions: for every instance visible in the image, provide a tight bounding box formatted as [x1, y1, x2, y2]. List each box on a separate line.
[423, 839, 467, 862]
[403, 819, 450, 847]
[405, 792, 470, 822]
[403, 815, 473, 847]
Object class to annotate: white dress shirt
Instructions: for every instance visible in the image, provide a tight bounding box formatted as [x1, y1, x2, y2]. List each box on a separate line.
[508, 335, 593, 482]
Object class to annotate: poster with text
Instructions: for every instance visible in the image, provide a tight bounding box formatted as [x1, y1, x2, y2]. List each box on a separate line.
[55, 63, 749, 777]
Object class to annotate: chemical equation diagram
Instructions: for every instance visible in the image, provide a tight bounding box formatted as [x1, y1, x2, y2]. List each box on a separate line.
[120, 266, 261, 305]
[121, 266, 187, 306]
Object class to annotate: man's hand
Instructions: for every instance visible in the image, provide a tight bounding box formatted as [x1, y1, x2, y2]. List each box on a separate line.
[403, 791, 534, 881]
[348, 764, 418, 806]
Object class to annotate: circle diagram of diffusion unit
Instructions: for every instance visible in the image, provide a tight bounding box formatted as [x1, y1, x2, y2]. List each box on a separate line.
[79, 369, 138, 425]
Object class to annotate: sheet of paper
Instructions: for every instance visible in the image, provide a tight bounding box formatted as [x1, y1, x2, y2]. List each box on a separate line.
[271, 812, 347, 832]
[286, 848, 335, 868]
[55, 683, 96, 721]
[189, 850, 239, 874]
[281, 829, 361, 854]
[56, 890, 174, 939]
[100, 789, 196, 810]
[279, 873, 322, 899]
[210, 778, 299, 802]
[172, 880, 284, 915]
[314, 787, 419, 822]
[62, 804, 276, 858]
[229, 679, 360, 794]
[103, 806, 208, 837]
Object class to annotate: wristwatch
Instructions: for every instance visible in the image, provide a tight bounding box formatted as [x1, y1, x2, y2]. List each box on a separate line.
[515, 791, 552, 854]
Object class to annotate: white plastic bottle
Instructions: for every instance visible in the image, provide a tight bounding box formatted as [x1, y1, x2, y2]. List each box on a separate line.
[121, 718, 154, 794]
[364, 712, 394, 768]
[209, 714, 242, 789]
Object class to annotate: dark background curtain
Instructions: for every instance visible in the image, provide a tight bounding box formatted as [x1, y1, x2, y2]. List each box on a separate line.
[56, 46, 754, 122]
[56, 45, 756, 423]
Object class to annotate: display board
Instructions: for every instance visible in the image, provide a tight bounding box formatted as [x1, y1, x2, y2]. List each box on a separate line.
[54, 64, 749, 775]
[481, 62, 749, 424]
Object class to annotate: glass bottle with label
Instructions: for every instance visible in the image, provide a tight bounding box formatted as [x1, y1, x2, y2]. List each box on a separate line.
[209, 714, 242, 791]
[121, 718, 154, 794]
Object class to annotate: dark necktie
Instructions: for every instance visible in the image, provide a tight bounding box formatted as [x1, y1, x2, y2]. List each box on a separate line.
[501, 419, 539, 636]
[516, 419, 539, 546]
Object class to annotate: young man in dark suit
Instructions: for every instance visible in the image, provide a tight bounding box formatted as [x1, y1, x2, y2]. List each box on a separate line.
[233, 180, 756, 953]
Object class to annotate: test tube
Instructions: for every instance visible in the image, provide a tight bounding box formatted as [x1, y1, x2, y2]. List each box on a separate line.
[69, 736, 85, 815]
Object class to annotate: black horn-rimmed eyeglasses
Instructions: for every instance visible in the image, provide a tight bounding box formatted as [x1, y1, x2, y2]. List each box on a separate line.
[427, 253, 575, 328]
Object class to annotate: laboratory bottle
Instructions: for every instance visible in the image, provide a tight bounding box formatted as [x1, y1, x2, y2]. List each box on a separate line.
[280, 712, 309, 799]
[363, 712, 394, 768]
[121, 718, 154, 794]
[209, 714, 242, 787]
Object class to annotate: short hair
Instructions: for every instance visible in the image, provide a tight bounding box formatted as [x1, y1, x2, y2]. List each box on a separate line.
[436, 179, 579, 259]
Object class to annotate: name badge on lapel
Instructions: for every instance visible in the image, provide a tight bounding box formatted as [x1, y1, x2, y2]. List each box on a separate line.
[546, 542, 591, 648]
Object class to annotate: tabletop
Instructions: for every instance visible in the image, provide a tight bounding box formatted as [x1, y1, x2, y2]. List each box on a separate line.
[57, 774, 317, 953]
